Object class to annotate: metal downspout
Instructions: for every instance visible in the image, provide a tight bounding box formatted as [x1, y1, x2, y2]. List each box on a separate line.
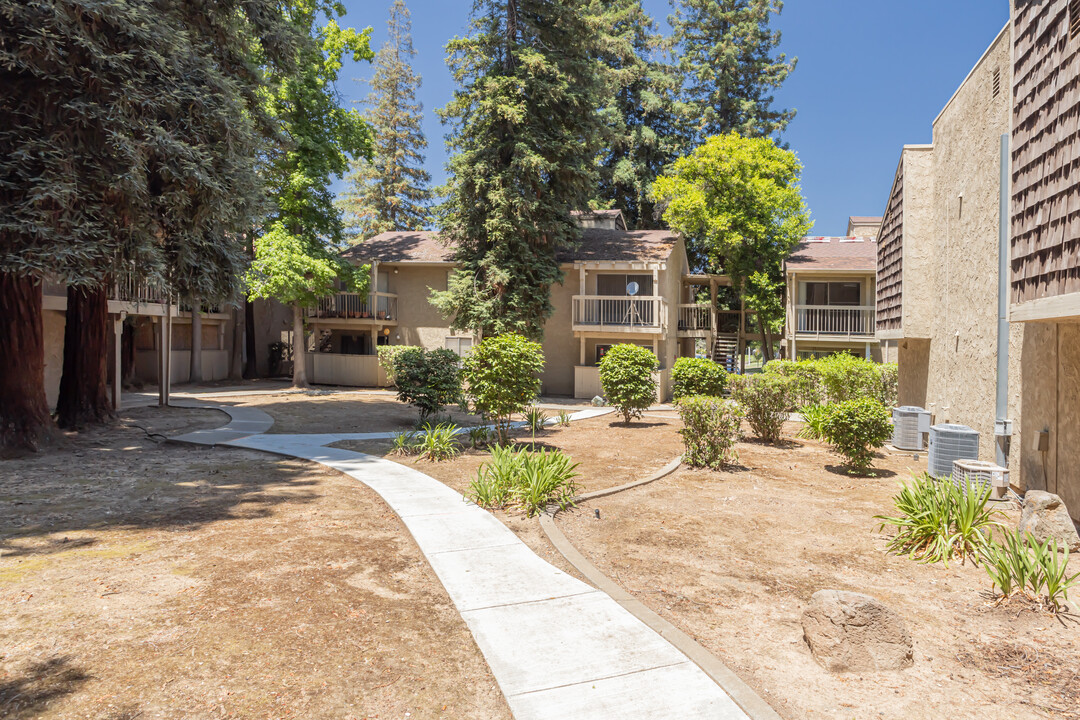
[995, 133, 1010, 467]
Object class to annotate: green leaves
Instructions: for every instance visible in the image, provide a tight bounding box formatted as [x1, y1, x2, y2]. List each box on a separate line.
[671, 357, 728, 400]
[820, 397, 892, 473]
[467, 445, 581, 517]
[245, 223, 350, 308]
[598, 343, 659, 423]
[391, 347, 463, 421]
[729, 373, 792, 442]
[461, 333, 545, 444]
[982, 531, 1080, 612]
[677, 396, 743, 469]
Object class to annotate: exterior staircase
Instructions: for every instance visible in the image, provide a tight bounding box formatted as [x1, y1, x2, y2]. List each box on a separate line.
[712, 335, 739, 372]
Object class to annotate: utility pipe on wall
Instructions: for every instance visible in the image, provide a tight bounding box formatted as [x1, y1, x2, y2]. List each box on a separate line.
[995, 133, 1011, 467]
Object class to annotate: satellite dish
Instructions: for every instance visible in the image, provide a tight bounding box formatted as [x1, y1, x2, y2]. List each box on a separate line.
[626, 281, 640, 296]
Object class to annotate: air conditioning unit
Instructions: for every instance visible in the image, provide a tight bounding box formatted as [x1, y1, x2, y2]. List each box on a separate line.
[952, 459, 1009, 500]
[927, 424, 980, 477]
[892, 406, 931, 451]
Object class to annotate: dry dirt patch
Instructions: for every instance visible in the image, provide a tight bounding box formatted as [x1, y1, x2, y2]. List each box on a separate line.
[1, 406, 509, 720]
[555, 423, 1078, 720]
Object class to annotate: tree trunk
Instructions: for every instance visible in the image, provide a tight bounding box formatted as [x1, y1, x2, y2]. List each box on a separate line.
[244, 298, 258, 379]
[0, 273, 57, 453]
[229, 305, 244, 381]
[56, 284, 113, 429]
[291, 303, 308, 388]
[189, 294, 202, 384]
[757, 313, 775, 364]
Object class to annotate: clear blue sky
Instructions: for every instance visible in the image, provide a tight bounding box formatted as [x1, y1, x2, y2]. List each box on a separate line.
[336, 0, 1010, 236]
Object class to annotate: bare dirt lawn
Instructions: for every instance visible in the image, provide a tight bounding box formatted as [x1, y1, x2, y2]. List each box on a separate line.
[1, 405, 509, 720]
[555, 423, 1079, 720]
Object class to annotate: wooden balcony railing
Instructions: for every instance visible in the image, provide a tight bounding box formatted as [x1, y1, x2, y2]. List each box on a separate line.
[307, 291, 398, 321]
[795, 305, 875, 337]
[677, 303, 712, 332]
[572, 295, 665, 330]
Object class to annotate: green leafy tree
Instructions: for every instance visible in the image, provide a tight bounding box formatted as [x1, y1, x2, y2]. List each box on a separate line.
[0, 0, 301, 448]
[653, 132, 812, 361]
[251, 1, 375, 387]
[391, 347, 462, 420]
[669, 0, 797, 143]
[432, 0, 607, 338]
[338, 0, 431, 240]
[587, 0, 680, 229]
[599, 344, 658, 423]
[461, 334, 544, 444]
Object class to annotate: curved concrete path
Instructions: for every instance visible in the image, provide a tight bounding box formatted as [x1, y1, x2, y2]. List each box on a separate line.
[168, 402, 754, 720]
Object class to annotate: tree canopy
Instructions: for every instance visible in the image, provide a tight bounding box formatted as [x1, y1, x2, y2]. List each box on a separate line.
[338, 0, 432, 241]
[431, 0, 607, 339]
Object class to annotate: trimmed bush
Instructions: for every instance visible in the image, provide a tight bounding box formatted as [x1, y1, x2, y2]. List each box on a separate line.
[462, 333, 544, 444]
[392, 347, 462, 420]
[677, 396, 743, 469]
[877, 362, 899, 407]
[821, 397, 892, 473]
[764, 359, 824, 408]
[815, 353, 880, 404]
[671, 357, 727, 400]
[378, 345, 420, 386]
[599, 344, 658, 423]
[729, 373, 793, 442]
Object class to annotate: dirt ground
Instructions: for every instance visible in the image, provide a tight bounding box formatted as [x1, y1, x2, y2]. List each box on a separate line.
[214, 390, 485, 435]
[556, 423, 1079, 720]
[0, 405, 509, 720]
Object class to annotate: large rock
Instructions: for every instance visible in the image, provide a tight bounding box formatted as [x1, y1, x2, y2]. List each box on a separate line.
[801, 590, 913, 673]
[1019, 491, 1080, 552]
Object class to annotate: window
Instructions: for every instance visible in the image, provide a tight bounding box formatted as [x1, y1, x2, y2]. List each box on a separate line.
[596, 273, 653, 296]
[802, 281, 861, 306]
[445, 336, 474, 357]
[595, 344, 612, 365]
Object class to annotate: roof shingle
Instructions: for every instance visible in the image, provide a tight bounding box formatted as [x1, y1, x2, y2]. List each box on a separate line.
[786, 237, 878, 272]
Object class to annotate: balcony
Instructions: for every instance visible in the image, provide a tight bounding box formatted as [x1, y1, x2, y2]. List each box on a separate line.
[572, 295, 665, 333]
[676, 303, 712, 336]
[307, 291, 398, 323]
[795, 305, 875, 338]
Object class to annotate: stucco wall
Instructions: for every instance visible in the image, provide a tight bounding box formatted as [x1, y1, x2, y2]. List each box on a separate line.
[540, 269, 579, 396]
[381, 264, 476, 352]
[919, 28, 1022, 474]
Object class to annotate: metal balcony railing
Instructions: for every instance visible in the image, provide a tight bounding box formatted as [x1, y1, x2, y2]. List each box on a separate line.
[307, 291, 398, 321]
[572, 295, 665, 330]
[795, 305, 875, 336]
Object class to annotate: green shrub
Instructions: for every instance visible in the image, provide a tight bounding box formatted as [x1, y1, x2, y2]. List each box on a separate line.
[876, 473, 1003, 566]
[982, 531, 1080, 612]
[763, 359, 823, 408]
[728, 374, 792, 442]
[877, 362, 899, 407]
[461, 334, 544, 444]
[467, 425, 492, 449]
[671, 357, 727, 400]
[797, 404, 834, 440]
[815, 353, 880, 404]
[377, 345, 420, 386]
[416, 422, 461, 462]
[392, 347, 462, 420]
[599, 344, 658, 423]
[677, 396, 743, 469]
[820, 397, 892, 473]
[466, 445, 580, 516]
[390, 430, 421, 456]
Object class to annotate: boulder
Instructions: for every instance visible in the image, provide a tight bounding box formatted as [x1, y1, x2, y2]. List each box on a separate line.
[1019, 491, 1080, 552]
[801, 590, 913, 673]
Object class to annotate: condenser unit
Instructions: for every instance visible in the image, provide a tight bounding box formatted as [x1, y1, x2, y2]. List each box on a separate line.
[892, 406, 931, 451]
[927, 424, 980, 478]
[952, 459, 1009, 500]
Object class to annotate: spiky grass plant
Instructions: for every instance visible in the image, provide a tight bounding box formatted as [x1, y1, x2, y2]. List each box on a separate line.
[796, 404, 833, 440]
[982, 531, 1080, 612]
[466, 445, 580, 516]
[556, 410, 573, 427]
[416, 422, 461, 462]
[467, 425, 492, 449]
[391, 431, 421, 456]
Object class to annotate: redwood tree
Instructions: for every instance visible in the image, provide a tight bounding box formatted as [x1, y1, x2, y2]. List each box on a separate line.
[0, 275, 54, 452]
[56, 287, 112, 428]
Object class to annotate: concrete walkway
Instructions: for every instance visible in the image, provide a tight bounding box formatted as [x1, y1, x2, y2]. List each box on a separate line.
[168, 402, 754, 720]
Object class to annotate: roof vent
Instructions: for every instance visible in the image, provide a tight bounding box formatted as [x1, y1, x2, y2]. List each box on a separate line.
[992, 68, 1001, 99]
[928, 424, 980, 478]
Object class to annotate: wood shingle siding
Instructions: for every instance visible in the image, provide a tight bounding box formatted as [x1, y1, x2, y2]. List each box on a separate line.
[1011, 0, 1080, 305]
[876, 157, 904, 331]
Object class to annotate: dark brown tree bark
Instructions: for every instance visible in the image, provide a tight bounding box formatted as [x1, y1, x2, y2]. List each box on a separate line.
[0, 272, 57, 453]
[243, 298, 258, 378]
[56, 284, 114, 429]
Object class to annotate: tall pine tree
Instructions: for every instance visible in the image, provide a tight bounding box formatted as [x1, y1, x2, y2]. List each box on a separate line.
[433, 0, 606, 338]
[588, 0, 680, 229]
[669, 0, 796, 143]
[338, 0, 431, 240]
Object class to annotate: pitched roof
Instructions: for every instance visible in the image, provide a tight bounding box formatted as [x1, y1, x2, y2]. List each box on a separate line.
[341, 228, 679, 265]
[847, 216, 883, 225]
[786, 237, 878, 272]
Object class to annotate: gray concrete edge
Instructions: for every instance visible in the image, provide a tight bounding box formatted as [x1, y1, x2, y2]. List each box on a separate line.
[539, 464, 784, 720]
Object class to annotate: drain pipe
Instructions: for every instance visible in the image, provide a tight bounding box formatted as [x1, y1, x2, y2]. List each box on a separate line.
[995, 133, 1012, 467]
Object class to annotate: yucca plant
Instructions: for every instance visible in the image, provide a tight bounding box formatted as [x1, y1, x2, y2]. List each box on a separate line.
[981, 541, 1015, 598]
[391, 431, 421, 456]
[875, 473, 1003, 566]
[556, 410, 573, 427]
[467, 425, 492, 449]
[1038, 537, 1080, 611]
[466, 444, 522, 509]
[796, 404, 833, 440]
[982, 531, 1080, 612]
[416, 422, 461, 462]
[511, 448, 581, 516]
